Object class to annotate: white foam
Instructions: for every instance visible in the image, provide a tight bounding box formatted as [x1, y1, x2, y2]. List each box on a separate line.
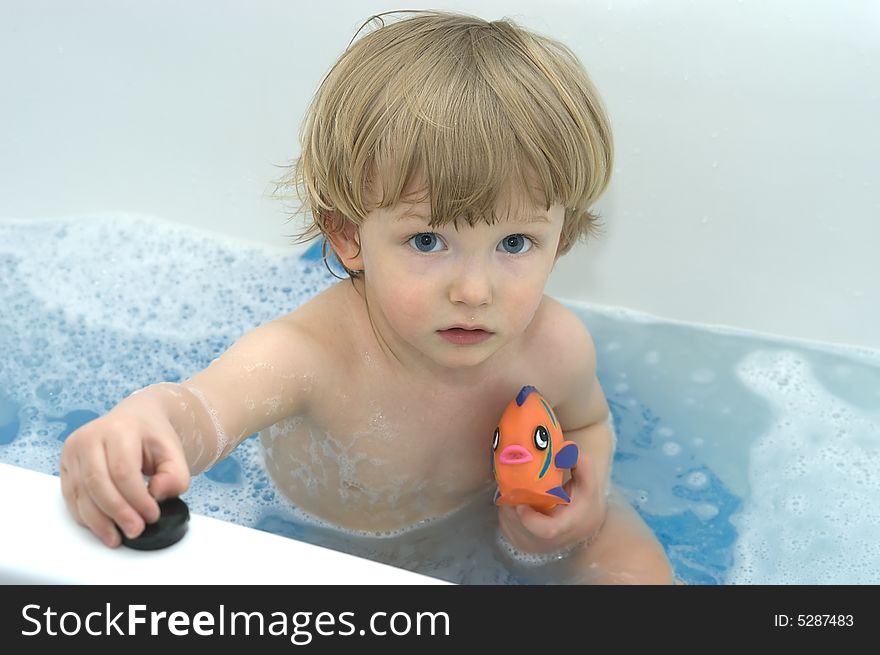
[1, 213, 333, 338]
[693, 503, 719, 521]
[495, 530, 588, 568]
[686, 471, 709, 489]
[727, 349, 880, 584]
[662, 441, 682, 456]
[182, 383, 229, 466]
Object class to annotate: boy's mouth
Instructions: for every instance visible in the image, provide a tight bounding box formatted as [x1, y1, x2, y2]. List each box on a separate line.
[437, 326, 493, 345]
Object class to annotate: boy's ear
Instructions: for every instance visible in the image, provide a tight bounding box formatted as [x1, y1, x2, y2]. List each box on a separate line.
[324, 211, 364, 271]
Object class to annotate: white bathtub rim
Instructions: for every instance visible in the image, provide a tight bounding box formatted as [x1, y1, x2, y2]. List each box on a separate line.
[560, 296, 880, 364]
[0, 462, 448, 585]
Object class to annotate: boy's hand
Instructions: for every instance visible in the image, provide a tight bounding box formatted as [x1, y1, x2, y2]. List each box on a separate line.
[59, 407, 190, 548]
[497, 457, 607, 555]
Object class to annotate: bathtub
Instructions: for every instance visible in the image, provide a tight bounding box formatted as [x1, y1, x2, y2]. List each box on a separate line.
[1, 0, 877, 584]
[0, 462, 444, 584]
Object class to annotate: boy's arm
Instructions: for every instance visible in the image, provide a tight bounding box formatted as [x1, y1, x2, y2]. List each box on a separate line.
[147, 317, 321, 474]
[556, 378, 614, 499]
[497, 308, 613, 553]
[552, 318, 614, 524]
[60, 315, 322, 546]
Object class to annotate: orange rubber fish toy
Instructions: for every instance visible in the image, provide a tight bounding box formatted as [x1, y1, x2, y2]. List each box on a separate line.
[492, 385, 580, 513]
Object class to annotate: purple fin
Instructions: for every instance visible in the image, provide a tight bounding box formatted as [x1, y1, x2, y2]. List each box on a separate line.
[546, 486, 571, 502]
[554, 443, 579, 469]
[515, 386, 538, 406]
[494, 488, 501, 504]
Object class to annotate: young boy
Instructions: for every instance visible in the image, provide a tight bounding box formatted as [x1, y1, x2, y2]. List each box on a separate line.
[60, 10, 672, 584]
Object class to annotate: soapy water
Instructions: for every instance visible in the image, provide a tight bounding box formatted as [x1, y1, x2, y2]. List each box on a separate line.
[2, 214, 879, 583]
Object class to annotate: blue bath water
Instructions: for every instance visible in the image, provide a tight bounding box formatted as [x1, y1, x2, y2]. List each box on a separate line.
[1, 214, 878, 584]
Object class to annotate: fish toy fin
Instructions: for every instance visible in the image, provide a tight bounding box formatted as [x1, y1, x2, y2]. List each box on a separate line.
[554, 442, 579, 470]
[545, 486, 571, 503]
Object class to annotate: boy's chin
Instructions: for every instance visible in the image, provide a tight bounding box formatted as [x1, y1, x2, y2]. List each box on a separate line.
[428, 337, 504, 368]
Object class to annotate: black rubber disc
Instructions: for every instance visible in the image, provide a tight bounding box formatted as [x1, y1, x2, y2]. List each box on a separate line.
[120, 497, 189, 550]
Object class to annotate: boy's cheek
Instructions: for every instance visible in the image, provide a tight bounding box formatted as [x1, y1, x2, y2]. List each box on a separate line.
[378, 284, 432, 326]
[503, 287, 544, 330]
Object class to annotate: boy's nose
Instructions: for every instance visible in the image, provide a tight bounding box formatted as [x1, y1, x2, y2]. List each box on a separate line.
[448, 261, 492, 307]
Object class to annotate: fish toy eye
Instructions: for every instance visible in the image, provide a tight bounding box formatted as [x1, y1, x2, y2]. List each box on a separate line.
[534, 426, 549, 450]
[493, 428, 500, 451]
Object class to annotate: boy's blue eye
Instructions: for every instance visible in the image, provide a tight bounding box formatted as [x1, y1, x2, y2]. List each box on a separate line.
[498, 234, 532, 254]
[409, 232, 443, 252]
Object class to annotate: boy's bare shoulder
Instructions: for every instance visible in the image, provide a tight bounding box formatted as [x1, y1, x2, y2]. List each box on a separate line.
[529, 296, 596, 360]
[272, 281, 359, 372]
[177, 285, 359, 436]
[212, 296, 336, 383]
[525, 296, 597, 401]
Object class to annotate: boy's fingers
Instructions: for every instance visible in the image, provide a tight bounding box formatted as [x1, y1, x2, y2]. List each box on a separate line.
[501, 504, 567, 543]
[147, 466, 189, 503]
[515, 504, 563, 539]
[78, 447, 145, 540]
[497, 504, 516, 526]
[499, 506, 538, 539]
[569, 461, 589, 488]
[59, 458, 82, 524]
[106, 436, 160, 525]
[145, 440, 190, 503]
[76, 492, 121, 548]
[515, 504, 535, 519]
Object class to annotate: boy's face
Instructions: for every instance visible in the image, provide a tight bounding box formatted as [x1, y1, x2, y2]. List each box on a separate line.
[345, 185, 565, 372]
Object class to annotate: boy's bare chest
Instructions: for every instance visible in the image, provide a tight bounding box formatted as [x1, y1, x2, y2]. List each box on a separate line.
[261, 367, 545, 530]
[315, 377, 517, 483]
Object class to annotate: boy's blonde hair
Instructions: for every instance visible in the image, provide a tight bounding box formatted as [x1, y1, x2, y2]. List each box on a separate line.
[276, 9, 613, 273]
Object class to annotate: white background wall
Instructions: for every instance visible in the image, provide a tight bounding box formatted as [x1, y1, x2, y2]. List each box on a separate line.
[2, 0, 877, 349]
